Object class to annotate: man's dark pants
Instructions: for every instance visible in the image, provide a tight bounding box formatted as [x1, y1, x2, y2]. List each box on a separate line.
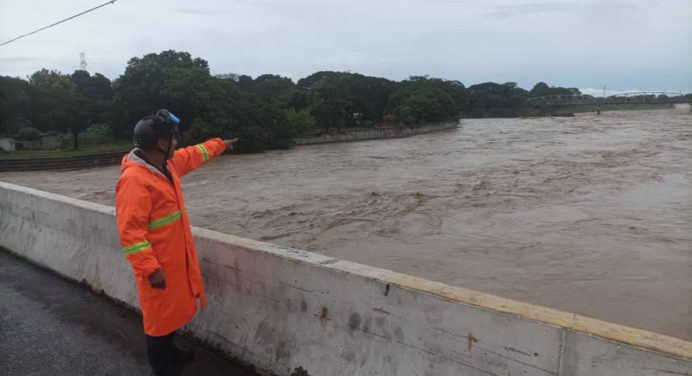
[146, 332, 180, 376]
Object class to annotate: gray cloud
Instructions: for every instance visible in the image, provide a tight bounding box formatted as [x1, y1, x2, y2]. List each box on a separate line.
[0, 0, 689, 92]
[0, 56, 35, 63]
[485, 0, 638, 19]
[169, 7, 221, 16]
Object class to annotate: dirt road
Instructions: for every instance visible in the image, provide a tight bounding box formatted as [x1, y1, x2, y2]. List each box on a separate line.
[3, 106, 690, 340]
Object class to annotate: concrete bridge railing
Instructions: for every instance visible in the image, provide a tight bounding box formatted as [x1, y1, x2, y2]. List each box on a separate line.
[1, 182, 690, 376]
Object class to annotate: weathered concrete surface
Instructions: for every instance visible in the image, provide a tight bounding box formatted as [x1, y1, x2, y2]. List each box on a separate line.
[0, 250, 256, 376]
[1, 181, 691, 376]
[293, 121, 458, 145]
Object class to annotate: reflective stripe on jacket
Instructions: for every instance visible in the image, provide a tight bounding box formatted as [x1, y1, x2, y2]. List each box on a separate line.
[115, 138, 226, 336]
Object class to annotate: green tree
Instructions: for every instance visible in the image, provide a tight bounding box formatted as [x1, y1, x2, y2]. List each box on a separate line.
[388, 76, 464, 124]
[112, 50, 213, 138]
[252, 75, 295, 104]
[17, 126, 41, 140]
[187, 90, 298, 152]
[529, 82, 581, 97]
[6, 49, 612, 152]
[284, 108, 316, 135]
[464, 82, 528, 118]
[352, 75, 394, 126]
[529, 82, 552, 97]
[71, 70, 114, 140]
[299, 71, 396, 129]
[28, 69, 91, 149]
[309, 76, 352, 133]
[0, 76, 32, 135]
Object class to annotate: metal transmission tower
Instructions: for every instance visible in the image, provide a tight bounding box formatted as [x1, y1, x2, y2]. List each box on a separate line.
[80, 52, 87, 71]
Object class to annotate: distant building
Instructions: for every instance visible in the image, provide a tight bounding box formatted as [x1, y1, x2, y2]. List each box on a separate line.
[0, 136, 15, 152]
[38, 131, 62, 149]
[13, 131, 63, 151]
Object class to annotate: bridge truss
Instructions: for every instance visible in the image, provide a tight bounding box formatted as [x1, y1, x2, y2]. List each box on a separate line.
[526, 92, 690, 108]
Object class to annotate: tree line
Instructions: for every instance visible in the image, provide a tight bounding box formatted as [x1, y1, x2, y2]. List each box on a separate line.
[1, 50, 586, 152]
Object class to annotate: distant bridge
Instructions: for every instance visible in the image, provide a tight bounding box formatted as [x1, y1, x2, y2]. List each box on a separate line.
[526, 92, 690, 109]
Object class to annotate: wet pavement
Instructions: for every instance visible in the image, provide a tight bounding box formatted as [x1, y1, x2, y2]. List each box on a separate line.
[0, 250, 257, 376]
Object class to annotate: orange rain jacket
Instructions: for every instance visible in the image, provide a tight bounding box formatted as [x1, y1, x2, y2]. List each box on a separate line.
[115, 138, 226, 336]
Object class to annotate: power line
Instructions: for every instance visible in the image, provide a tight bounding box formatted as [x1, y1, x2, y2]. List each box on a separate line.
[0, 0, 118, 48]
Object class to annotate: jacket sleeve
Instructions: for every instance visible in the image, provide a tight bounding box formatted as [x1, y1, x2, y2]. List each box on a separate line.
[115, 173, 160, 278]
[169, 138, 227, 177]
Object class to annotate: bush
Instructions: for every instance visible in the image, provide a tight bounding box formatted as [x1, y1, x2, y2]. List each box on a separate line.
[80, 123, 113, 145]
[17, 127, 41, 140]
[285, 109, 315, 136]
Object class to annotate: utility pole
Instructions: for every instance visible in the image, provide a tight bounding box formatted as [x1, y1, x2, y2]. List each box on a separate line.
[598, 85, 606, 115]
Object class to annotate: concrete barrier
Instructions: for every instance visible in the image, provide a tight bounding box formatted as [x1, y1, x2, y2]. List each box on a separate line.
[293, 122, 459, 146]
[1, 181, 690, 376]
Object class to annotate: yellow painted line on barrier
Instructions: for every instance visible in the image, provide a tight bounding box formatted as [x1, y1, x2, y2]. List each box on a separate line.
[197, 228, 692, 361]
[380, 272, 692, 361]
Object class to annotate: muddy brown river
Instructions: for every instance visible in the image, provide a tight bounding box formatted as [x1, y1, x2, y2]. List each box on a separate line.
[2, 106, 691, 340]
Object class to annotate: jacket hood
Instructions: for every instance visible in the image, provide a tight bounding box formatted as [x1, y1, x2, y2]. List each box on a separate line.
[121, 148, 168, 179]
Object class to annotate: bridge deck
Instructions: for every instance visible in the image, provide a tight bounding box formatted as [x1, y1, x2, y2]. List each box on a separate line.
[0, 250, 257, 376]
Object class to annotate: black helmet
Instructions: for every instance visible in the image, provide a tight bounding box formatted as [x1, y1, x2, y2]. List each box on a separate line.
[133, 109, 180, 149]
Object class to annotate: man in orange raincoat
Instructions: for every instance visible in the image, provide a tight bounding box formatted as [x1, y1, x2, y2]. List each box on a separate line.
[115, 109, 237, 376]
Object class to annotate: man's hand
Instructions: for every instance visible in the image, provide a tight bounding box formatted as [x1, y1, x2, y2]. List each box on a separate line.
[148, 269, 166, 289]
[223, 138, 239, 151]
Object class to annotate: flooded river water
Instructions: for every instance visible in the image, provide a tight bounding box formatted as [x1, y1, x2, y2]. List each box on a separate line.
[2, 106, 691, 340]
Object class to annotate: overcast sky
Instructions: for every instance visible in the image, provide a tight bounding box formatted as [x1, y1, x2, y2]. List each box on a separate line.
[1, 0, 690, 94]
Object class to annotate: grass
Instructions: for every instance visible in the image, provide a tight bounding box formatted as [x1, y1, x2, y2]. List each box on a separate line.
[0, 141, 132, 159]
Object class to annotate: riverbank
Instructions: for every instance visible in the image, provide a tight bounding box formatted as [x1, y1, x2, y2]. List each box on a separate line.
[0, 151, 127, 172]
[294, 121, 459, 145]
[0, 122, 459, 171]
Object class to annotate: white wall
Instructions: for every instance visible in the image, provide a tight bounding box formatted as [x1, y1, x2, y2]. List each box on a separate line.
[0, 137, 15, 152]
[1, 181, 690, 376]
